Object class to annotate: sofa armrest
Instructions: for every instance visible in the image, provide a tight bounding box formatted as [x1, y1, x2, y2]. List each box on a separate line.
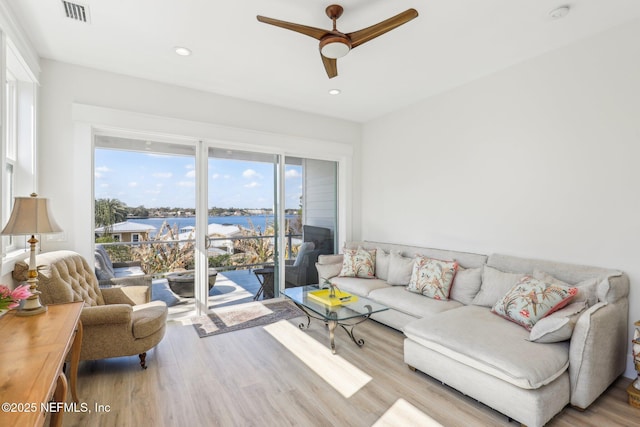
[101, 285, 151, 305]
[569, 299, 628, 409]
[81, 304, 133, 326]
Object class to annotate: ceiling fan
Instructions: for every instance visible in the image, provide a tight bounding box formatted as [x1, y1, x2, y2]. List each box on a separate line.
[257, 5, 418, 78]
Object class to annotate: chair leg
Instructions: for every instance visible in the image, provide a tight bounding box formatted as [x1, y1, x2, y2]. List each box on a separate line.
[139, 352, 147, 369]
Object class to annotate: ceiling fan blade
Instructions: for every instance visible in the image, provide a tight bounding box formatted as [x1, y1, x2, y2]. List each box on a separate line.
[321, 55, 338, 79]
[347, 9, 418, 49]
[257, 15, 329, 40]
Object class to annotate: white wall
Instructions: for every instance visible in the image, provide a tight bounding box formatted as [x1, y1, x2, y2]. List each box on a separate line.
[303, 159, 337, 234]
[36, 59, 361, 261]
[362, 19, 640, 378]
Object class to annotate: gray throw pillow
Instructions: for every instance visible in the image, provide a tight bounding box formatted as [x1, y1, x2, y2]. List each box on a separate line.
[387, 252, 414, 285]
[375, 247, 391, 281]
[528, 301, 588, 343]
[471, 266, 526, 308]
[450, 266, 483, 305]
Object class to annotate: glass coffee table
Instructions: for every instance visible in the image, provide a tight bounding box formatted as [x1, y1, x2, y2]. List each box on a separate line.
[283, 285, 388, 354]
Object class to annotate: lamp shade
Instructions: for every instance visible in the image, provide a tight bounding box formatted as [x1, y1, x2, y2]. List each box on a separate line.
[1, 193, 62, 235]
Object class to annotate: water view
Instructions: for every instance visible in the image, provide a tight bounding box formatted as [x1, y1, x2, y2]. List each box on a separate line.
[133, 214, 298, 235]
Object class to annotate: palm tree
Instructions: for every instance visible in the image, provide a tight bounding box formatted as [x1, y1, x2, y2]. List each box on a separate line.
[95, 198, 128, 230]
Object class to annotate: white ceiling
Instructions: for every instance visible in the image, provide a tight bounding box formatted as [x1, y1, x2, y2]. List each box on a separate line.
[6, 0, 640, 122]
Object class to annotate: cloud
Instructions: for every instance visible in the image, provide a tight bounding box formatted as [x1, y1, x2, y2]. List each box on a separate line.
[129, 182, 138, 187]
[96, 166, 111, 173]
[177, 181, 195, 187]
[211, 173, 220, 179]
[145, 189, 161, 195]
[185, 170, 196, 178]
[243, 169, 262, 179]
[95, 172, 103, 179]
[223, 174, 231, 179]
[244, 182, 260, 188]
[285, 169, 301, 179]
[100, 183, 109, 188]
[185, 164, 194, 170]
[152, 172, 173, 179]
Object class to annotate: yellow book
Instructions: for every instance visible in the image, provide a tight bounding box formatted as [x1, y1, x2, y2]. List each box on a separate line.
[307, 289, 358, 306]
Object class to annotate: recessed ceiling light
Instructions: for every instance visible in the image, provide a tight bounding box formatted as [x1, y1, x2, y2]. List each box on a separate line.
[328, 89, 341, 95]
[174, 46, 192, 56]
[549, 5, 570, 19]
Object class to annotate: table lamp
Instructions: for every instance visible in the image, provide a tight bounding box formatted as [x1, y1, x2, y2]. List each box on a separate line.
[1, 193, 62, 316]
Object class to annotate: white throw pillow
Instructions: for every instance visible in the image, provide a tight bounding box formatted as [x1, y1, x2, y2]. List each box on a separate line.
[387, 252, 414, 285]
[375, 247, 391, 281]
[471, 266, 526, 308]
[450, 266, 483, 305]
[528, 301, 588, 343]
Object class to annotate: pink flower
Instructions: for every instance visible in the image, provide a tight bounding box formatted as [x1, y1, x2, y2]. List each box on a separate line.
[0, 285, 10, 298]
[11, 284, 32, 301]
[0, 283, 32, 312]
[519, 309, 530, 318]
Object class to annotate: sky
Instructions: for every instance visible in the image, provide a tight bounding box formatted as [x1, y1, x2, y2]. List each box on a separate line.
[94, 149, 302, 209]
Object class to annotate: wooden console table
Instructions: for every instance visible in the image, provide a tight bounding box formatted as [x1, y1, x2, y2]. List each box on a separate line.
[0, 301, 83, 427]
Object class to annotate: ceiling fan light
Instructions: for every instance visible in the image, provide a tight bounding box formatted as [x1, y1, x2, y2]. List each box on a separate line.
[320, 37, 351, 59]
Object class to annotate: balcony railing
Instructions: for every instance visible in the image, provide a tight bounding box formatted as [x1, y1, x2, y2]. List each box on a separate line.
[97, 233, 302, 275]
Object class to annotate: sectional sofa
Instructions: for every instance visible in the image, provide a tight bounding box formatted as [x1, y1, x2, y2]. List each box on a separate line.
[316, 241, 629, 427]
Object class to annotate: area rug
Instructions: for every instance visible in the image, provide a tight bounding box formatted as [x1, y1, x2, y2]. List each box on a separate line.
[192, 300, 305, 338]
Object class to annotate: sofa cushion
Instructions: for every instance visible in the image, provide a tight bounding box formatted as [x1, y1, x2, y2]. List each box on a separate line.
[339, 247, 376, 279]
[403, 305, 570, 389]
[114, 266, 145, 278]
[94, 251, 115, 280]
[387, 252, 414, 285]
[375, 247, 391, 281]
[131, 301, 168, 339]
[533, 270, 598, 307]
[472, 266, 526, 308]
[369, 286, 462, 319]
[407, 257, 457, 300]
[528, 301, 587, 343]
[491, 276, 577, 330]
[294, 241, 315, 267]
[450, 266, 483, 305]
[330, 277, 389, 297]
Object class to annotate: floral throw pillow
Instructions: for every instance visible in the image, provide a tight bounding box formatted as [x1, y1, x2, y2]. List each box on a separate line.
[492, 276, 578, 330]
[407, 256, 458, 300]
[339, 247, 376, 279]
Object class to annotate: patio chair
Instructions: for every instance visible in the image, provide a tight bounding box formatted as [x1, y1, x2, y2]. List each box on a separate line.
[94, 244, 152, 289]
[13, 250, 167, 369]
[285, 225, 333, 287]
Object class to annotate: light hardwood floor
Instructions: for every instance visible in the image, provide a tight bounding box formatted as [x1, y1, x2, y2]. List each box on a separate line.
[63, 312, 640, 427]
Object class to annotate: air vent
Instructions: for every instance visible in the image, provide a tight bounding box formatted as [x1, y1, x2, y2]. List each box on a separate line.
[61, 1, 90, 23]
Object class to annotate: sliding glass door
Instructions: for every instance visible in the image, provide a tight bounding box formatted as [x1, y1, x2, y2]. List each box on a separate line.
[95, 134, 339, 316]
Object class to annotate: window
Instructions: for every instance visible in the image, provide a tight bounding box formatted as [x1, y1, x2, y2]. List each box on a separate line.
[1, 40, 37, 258]
[112, 234, 121, 242]
[132, 233, 140, 243]
[3, 74, 16, 250]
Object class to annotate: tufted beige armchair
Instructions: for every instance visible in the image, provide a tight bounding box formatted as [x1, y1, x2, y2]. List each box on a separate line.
[12, 250, 167, 369]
